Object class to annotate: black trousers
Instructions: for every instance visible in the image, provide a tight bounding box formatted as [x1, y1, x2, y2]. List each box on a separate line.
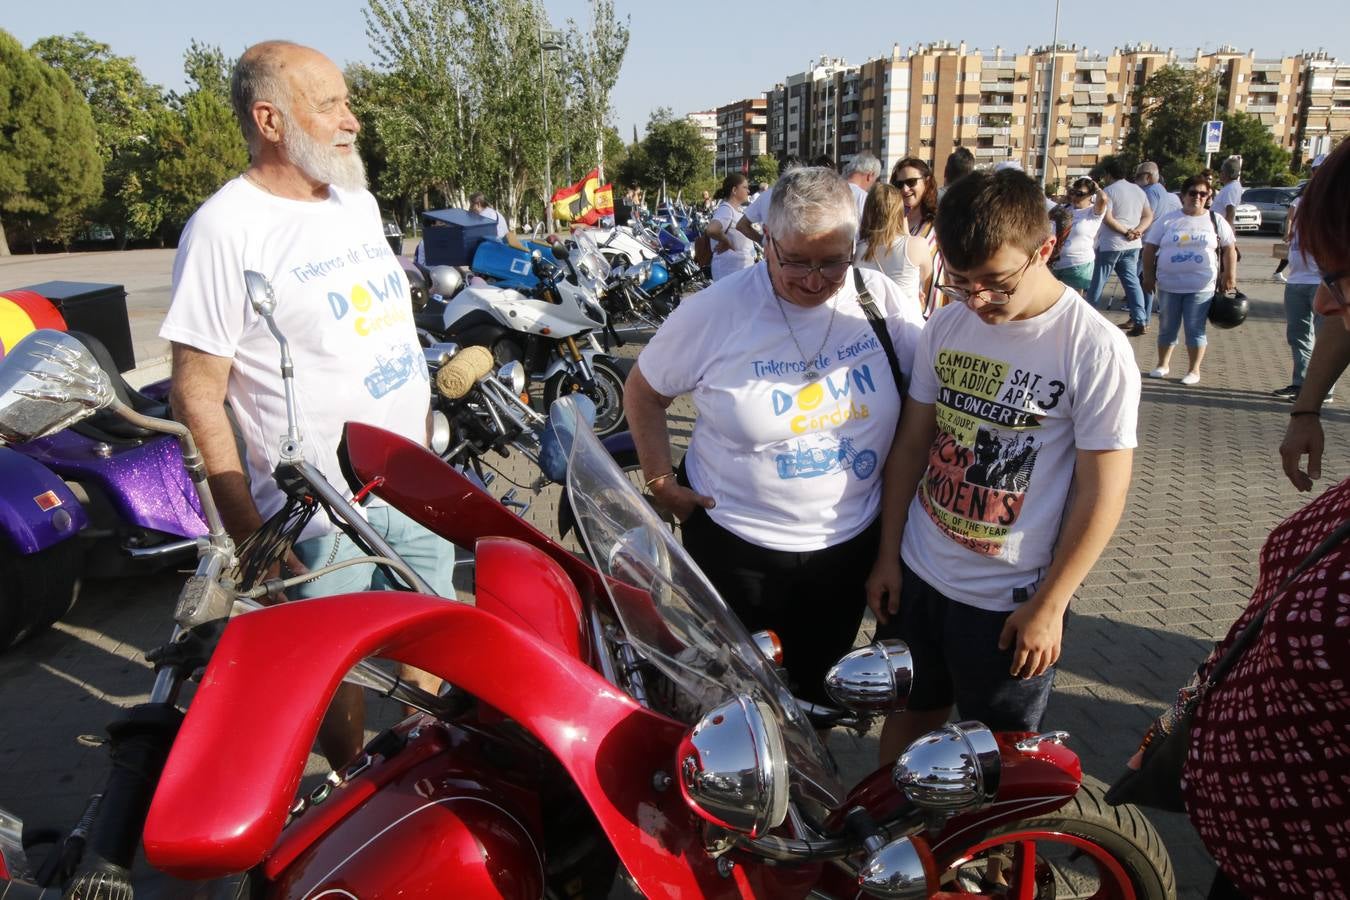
[679, 505, 880, 705]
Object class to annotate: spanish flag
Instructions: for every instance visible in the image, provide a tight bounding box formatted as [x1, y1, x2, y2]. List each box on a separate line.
[0, 291, 66, 360]
[552, 169, 616, 226]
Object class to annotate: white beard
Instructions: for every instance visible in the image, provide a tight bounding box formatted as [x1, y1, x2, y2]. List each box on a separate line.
[281, 113, 367, 193]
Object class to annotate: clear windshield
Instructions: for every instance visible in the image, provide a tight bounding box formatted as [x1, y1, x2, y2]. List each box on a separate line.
[551, 398, 845, 809]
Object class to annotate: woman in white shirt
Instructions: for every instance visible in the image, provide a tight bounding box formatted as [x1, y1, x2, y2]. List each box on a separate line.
[1141, 173, 1239, 386]
[855, 183, 930, 312]
[1051, 177, 1108, 293]
[705, 173, 756, 281]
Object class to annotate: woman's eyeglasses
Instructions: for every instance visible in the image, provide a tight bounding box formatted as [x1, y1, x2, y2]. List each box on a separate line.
[769, 239, 854, 282]
[893, 176, 924, 189]
[1185, 189, 1211, 199]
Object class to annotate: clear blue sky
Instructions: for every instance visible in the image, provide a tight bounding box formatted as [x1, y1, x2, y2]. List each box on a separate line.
[6, 1, 1347, 143]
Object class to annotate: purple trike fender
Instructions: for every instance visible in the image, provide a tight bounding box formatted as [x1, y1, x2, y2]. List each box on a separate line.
[0, 447, 87, 555]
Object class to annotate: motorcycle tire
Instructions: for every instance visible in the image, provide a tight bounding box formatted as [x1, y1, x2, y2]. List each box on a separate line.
[543, 356, 627, 440]
[0, 540, 83, 650]
[938, 782, 1176, 900]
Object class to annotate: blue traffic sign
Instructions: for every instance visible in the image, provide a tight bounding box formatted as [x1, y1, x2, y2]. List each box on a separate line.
[1204, 120, 1224, 154]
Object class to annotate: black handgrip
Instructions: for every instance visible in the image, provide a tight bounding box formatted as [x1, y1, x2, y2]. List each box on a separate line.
[65, 703, 182, 898]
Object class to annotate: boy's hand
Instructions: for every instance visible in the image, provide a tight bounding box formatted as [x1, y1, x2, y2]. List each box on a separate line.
[998, 600, 1065, 679]
[865, 555, 903, 625]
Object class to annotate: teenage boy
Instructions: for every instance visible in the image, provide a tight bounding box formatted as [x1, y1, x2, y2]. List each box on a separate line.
[866, 169, 1141, 761]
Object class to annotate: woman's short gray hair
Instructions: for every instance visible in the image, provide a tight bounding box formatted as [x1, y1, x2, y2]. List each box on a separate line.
[231, 41, 299, 157]
[764, 167, 859, 241]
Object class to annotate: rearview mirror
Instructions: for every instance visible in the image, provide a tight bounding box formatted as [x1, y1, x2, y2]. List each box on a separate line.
[244, 270, 276, 317]
[0, 330, 115, 444]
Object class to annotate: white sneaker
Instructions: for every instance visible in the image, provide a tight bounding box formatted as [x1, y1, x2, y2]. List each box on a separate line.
[1147, 367, 1169, 378]
[1180, 372, 1201, 386]
[1276, 272, 1289, 283]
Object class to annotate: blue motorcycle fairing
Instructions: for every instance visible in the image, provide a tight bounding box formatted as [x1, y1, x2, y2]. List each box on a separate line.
[641, 261, 671, 293]
[0, 448, 87, 556]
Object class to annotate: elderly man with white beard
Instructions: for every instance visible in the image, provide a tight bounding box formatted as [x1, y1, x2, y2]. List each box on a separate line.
[160, 41, 455, 769]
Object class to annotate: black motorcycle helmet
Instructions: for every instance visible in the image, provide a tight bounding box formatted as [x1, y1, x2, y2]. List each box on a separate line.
[1207, 290, 1248, 329]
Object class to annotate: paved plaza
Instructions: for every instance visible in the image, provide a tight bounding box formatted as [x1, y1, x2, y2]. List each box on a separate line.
[0, 237, 1344, 897]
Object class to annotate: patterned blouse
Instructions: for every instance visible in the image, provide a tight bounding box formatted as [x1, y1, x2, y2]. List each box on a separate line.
[1184, 477, 1350, 898]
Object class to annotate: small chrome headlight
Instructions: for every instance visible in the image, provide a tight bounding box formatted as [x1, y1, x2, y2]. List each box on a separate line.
[429, 410, 453, 456]
[496, 361, 527, 395]
[892, 722, 1001, 812]
[676, 694, 789, 838]
[824, 639, 913, 713]
[858, 834, 934, 899]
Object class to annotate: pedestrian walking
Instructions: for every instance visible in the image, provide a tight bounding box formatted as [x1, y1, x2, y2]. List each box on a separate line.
[1085, 158, 1153, 334]
[1141, 173, 1238, 385]
[1213, 155, 1245, 227]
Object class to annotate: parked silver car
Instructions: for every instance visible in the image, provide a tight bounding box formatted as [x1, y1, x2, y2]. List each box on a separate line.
[1242, 187, 1300, 235]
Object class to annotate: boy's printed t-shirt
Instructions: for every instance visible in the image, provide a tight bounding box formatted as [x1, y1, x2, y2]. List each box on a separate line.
[900, 289, 1140, 612]
[640, 264, 925, 552]
[1143, 210, 1236, 295]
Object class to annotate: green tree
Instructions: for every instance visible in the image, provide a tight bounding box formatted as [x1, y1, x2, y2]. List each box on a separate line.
[628, 107, 713, 197]
[30, 32, 167, 247]
[749, 154, 778, 187]
[562, 0, 629, 179]
[120, 42, 247, 244]
[0, 29, 102, 255]
[1218, 110, 1295, 186]
[1122, 65, 1215, 188]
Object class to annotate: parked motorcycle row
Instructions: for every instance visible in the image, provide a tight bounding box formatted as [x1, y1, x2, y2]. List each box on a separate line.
[0, 268, 1176, 897]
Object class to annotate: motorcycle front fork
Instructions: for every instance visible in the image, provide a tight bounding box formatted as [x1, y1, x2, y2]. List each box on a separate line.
[561, 338, 597, 392]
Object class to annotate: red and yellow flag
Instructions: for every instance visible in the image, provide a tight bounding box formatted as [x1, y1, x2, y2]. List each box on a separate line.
[0, 290, 66, 360]
[552, 169, 616, 226]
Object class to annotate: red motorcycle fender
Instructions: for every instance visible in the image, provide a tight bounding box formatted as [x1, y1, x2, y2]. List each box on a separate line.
[474, 536, 588, 662]
[269, 724, 545, 900]
[140, 585, 761, 897]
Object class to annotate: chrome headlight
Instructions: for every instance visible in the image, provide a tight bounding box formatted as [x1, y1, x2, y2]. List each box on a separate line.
[824, 639, 913, 713]
[676, 694, 789, 838]
[892, 722, 1000, 812]
[429, 410, 453, 456]
[858, 834, 934, 899]
[496, 361, 527, 396]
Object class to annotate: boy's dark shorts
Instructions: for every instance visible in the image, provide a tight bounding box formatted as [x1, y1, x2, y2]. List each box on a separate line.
[874, 559, 1056, 732]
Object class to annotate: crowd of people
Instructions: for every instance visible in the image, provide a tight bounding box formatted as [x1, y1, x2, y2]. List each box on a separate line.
[155, 38, 1346, 899]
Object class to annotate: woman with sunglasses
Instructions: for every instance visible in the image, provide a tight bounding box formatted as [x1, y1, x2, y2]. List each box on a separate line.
[890, 157, 946, 316]
[623, 168, 925, 707]
[856, 183, 931, 311]
[1140, 173, 1238, 385]
[1126, 138, 1350, 900]
[1051, 177, 1108, 293]
[705, 173, 756, 282]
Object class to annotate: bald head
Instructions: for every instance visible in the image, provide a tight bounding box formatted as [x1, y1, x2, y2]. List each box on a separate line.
[231, 41, 328, 156]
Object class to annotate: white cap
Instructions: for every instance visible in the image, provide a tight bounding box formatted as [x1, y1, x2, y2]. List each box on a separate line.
[993, 160, 1024, 173]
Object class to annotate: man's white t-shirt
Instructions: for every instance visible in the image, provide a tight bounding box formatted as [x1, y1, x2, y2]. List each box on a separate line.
[849, 182, 869, 221]
[742, 187, 773, 225]
[161, 178, 430, 542]
[1097, 180, 1149, 252]
[1055, 205, 1106, 269]
[1143, 209, 1236, 295]
[1214, 180, 1245, 220]
[479, 204, 510, 239]
[1284, 198, 1322, 285]
[710, 200, 756, 281]
[640, 264, 925, 552]
[901, 289, 1140, 611]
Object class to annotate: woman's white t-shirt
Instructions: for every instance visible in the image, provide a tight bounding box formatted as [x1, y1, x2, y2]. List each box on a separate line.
[710, 201, 756, 281]
[1284, 198, 1322, 285]
[856, 237, 923, 310]
[1143, 209, 1236, 295]
[1054, 205, 1105, 269]
[638, 264, 925, 551]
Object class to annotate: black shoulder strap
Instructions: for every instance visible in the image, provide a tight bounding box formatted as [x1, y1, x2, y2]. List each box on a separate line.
[853, 267, 904, 395]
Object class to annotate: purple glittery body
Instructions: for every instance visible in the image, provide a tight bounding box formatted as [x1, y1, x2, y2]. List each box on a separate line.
[19, 431, 206, 538]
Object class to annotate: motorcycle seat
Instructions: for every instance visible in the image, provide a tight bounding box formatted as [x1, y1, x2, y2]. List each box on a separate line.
[68, 331, 168, 443]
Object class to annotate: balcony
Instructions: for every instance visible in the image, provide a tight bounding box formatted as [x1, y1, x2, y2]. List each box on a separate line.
[1248, 82, 1279, 92]
[979, 103, 1015, 113]
[974, 146, 1010, 157]
[978, 126, 1012, 136]
[1246, 103, 1277, 112]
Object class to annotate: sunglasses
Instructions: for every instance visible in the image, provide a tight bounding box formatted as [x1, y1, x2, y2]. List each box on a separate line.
[1185, 190, 1211, 199]
[1069, 190, 1091, 198]
[893, 176, 924, 189]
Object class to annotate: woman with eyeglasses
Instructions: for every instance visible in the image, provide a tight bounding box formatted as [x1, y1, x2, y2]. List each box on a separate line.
[623, 168, 926, 707]
[890, 157, 946, 317]
[1051, 177, 1108, 293]
[856, 183, 931, 311]
[1125, 138, 1350, 900]
[1140, 173, 1238, 385]
[704, 173, 756, 282]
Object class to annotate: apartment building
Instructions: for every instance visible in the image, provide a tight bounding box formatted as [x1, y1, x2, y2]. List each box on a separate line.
[715, 96, 768, 176]
[686, 110, 718, 157]
[737, 43, 1347, 189]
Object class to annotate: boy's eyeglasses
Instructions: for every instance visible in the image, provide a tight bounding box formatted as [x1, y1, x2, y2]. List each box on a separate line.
[937, 251, 1038, 307]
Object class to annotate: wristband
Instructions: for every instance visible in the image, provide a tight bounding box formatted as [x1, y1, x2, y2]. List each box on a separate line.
[1289, 410, 1320, 418]
[643, 471, 676, 490]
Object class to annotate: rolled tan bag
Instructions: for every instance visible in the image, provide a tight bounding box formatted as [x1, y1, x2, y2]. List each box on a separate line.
[434, 345, 495, 399]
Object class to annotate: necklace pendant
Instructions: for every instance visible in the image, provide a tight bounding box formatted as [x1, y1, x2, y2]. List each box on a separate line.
[803, 369, 820, 382]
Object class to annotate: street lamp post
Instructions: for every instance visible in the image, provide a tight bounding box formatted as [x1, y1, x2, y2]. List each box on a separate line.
[1039, 0, 1062, 190]
[539, 23, 563, 235]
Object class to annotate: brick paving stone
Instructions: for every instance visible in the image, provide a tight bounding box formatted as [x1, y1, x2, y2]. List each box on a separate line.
[0, 240, 1343, 897]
